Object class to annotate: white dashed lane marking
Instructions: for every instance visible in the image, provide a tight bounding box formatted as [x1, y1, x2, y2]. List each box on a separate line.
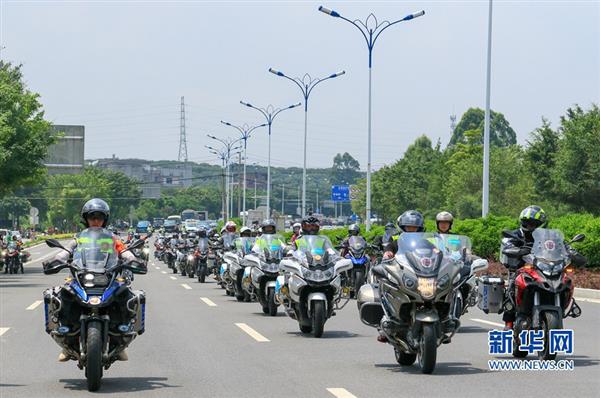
[0, 328, 10, 336]
[181, 284, 192, 290]
[327, 388, 358, 398]
[235, 323, 270, 342]
[26, 300, 43, 310]
[170, 276, 177, 280]
[200, 297, 217, 307]
[469, 318, 504, 328]
[161, 271, 167, 274]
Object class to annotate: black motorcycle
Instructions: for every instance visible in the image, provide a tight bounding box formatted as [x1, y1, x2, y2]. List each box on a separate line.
[42, 229, 147, 392]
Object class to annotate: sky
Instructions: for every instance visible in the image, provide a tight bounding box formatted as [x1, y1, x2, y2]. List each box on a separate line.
[1, 0, 599, 170]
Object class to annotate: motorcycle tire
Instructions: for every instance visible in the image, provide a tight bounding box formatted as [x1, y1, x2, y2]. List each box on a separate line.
[235, 293, 245, 302]
[512, 321, 528, 358]
[312, 301, 326, 338]
[395, 348, 417, 366]
[418, 323, 437, 374]
[172, 266, 177, 274]
[86, 321, 103, 392]
[267, 288, 278, 316]
[539, 311, 562, 361]
[299, 324, 312, 334]
[181, 268, 187, 277]
[262, 305, 269, 314]
[243, 291, 251, 302]
[353, 270, 365, 298]
[198, 266, 206, 283]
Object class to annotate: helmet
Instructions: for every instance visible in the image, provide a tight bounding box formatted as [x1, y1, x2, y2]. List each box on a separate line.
[397, 210, 425, 232]
[301, 216, 320, 235]
[240, 226, 252, 237]
[384, 222, 395, 231]
[435, 211, 454, 232]
[188, 232, 197, 239]
[81, 198, 110, 227]
[292, 222, 301, 231]
[198, 228, 207, 238]
[348, 224, 360, 236]
[519, 205, 547, 232]
[261, 219, 276, 234]
[220, 227, 226, 234]
[225, 221, 237, 233]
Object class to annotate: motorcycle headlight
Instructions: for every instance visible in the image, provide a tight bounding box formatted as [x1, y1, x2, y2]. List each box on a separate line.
[1, 250, 6, 256]
[537, 260, 564, 276]
[303, 267, 332, 282]
[143, 248, 149, 254]
[402, 275, 417, 290]
[437, 274, 450, 290]
[187, 255, 194, 261]
[417, 277, 436, 300]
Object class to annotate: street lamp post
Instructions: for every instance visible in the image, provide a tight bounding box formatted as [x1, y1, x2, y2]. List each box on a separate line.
[482, 0, 493, 217]
[220, 121, 267, 225]
[240, 101, 301, 219]
[207, 148, 227, 220]
[318, 5, 425, 231]
[206, 135, 243, 221]
[267, 68, 345, 218]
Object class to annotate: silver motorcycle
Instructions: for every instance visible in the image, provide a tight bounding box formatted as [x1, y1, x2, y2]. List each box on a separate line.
[223, 237, 255, 301]
[357, 232, 488, 374]
[276, 235, 352, 338]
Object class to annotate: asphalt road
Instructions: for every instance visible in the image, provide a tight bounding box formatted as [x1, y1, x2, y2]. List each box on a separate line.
[1, 242, 599, 398]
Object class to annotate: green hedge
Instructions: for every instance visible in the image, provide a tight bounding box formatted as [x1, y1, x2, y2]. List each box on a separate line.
[22, 234, 75, 248]
[286, 214, 599, 267]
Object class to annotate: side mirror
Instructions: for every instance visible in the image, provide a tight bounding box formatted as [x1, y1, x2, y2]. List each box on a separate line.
[570, 234, 585, 243]
[127, 239, 146, 251]
[502, 247, 521, 257]
[471, 258, 489, 274]
[334, 258, 353, 274]
[45, 239, 72, 255]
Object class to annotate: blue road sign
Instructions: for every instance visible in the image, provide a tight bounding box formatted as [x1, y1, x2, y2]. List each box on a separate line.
[331, 185, 350, 202]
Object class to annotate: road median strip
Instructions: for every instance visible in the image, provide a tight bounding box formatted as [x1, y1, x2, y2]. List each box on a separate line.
[235, 323, 270, 342]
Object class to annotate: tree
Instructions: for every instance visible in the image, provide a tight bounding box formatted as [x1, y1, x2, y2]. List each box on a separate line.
[0, 61, 56, 196]
[525, 119, 560, 200]
[0, 196, 31, 228]
[331, 152, 361, 185]
[552, 105, 600, 214]
[449, 107, 517, 147]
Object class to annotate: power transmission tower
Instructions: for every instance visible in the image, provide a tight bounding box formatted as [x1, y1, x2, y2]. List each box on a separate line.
[178, 96, 188, 162]
[450, 114, 457, 134]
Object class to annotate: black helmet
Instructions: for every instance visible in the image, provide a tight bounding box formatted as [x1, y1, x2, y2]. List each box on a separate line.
[198, 227, 207, 238]
[301, 216, 320, 235]
[348, 223, 360, 236]
[397, 210, 425, 232]
[519, 205, 547, 232]
[81, 198, 110, 227]
[261, 219, 276, 234]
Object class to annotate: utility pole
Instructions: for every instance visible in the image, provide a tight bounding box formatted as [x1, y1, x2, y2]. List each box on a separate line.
[254, 177, 257, 209]
[281, 185, 285, 214]
[316, 187, 319, 214]
[178, 96, 188, 162]
[237, 152, 242, 218]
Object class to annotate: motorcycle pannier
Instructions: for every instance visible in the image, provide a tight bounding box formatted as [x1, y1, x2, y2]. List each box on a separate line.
[477, 276, 505, 314]
[357, 284, 384, 327]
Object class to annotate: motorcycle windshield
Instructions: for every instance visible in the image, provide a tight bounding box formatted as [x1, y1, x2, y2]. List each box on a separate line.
[7, 242, 17, 251]
[395, 233, 446, 277]
[348, 236, 367, 255]
[439, 234, 472, 261]
[294, 235, 334, 268]
[73, 228, 118, 271]
[197, 238, 209, 251]
[235, 237, 256, 255]
[257, 234, 285, 261]
[222, 232, 237, 248]
[532, 228, 567, 262]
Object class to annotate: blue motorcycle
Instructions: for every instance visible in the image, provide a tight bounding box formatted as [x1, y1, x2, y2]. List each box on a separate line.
[345, 236, 371, 297]
[42, 228, 147, 392]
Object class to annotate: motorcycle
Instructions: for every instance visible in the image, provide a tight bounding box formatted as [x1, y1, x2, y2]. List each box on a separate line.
[42, 229, 147, 391]
[191, 238, 210, 283]
[5, 242, 24, 274]
[244, 235, 285, 316]
[344, 236, 371, 298]
[357, 232, 488, 374]
[276, 235, 353, 338]
[164, 247, 176, 273]
[223, 237, 255, 301]
[501, 228, 584, 360]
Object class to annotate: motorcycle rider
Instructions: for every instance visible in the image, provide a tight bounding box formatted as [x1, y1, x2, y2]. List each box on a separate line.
[293, 216, 337, 256]
[436, 211, 454, 234]
[290, 222, 302, 245]
[44, 199, 141, 362]
[382, 210, 425, 259]
[253, 219, 286, 253]
[339, 224, 361, 257]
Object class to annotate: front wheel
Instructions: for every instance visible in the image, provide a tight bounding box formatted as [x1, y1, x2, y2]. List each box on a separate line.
[395, 348, 417, 366]
[299, 324, 312, 334]
[418, 323, 437, 374]
[311, 301, 326, 338]
[86, 321, 103, 391]
[353, 270, 365, 297]
[198, 264, 206, 283]
[539, 311, 562, 360]
[267, 288, 278, 316]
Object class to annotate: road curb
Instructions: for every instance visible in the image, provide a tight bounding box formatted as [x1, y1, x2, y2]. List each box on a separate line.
[574, 287, 600, 300]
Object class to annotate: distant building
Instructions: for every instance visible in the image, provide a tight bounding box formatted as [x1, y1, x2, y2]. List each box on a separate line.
[89, 156, 193, 199]
[44, 125, 85, 175]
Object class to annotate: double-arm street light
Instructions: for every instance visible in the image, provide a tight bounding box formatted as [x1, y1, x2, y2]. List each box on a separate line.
[220, 121, 267, 226]
[207, 148, 228, 220]
[206, 135, 242, 221]
[240, 100, 301, 218]
[318, 5, 425, 230]
[268, 67, 345, 218]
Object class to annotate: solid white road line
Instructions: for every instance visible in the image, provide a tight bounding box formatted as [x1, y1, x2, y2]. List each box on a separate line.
[235, 323, 270, 342]
[0, 328, 10, 336]
[170, 276, 177, 280]
[161, 271, 167, 274]
[327, 388, 358, 398]
[200, 297, 217, 307]
[26, 300, 43, 310]
[181, 283, 192, 290]
[469, 318, 504, 328]
[576, 297, 600, 304]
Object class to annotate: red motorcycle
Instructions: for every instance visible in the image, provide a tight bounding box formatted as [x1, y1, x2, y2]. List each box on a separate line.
[502, 228, 584, 360]
[5, 242, 24, 274]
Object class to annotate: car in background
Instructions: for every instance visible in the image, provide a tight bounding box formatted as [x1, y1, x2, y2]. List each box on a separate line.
[152, 218, 164, 228]
[163, 219, 179, 233]
[136, 220, 151, 233]
[182, 219, 201, 234]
